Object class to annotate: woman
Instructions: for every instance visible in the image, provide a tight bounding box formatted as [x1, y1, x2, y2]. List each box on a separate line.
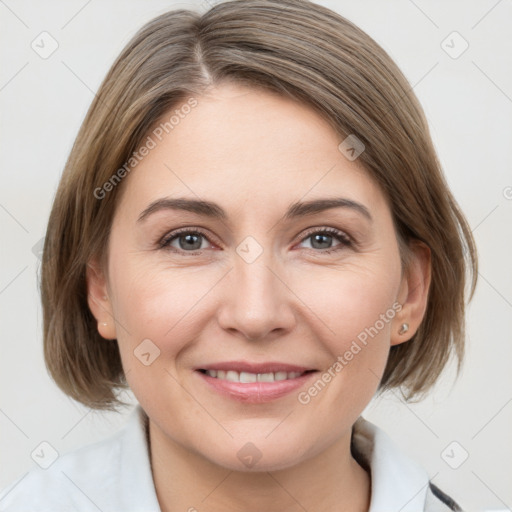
[0, 0, 477, 510]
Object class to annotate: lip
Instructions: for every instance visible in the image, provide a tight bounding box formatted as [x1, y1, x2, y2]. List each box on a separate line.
[194, 361, 318, 403]
[197, 361, 314, 374]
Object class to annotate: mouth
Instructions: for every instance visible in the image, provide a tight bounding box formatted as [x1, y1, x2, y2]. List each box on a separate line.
[197, 368, 314, 382]
[194, 362, 318, 403]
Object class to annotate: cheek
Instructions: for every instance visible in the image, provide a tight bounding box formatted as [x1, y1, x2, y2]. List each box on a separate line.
[293, 259, 401, 404]
[290, 257, 401, 348]
[107, 248, 225, 362]
[106, 260, 197, 410]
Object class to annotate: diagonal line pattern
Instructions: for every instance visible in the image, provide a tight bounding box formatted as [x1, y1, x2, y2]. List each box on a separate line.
[0, 266, 28, 296]
[471, 205, 499, 232]
[478, 271, 512, 308]
[398, 477, 434, 511]
[472, 61, 512, 105]
[0, 203, 29, 233]
[407, 0, 439, 29]
[61, 471, 104, 511]
[61, 0, 93, 30]
[266, 472, 309, 512]
[0, 62, 29, 92]
[471, 470, 510, 509]
[471, 397, 512, 439]
[0, 408, 29, 439]
[265, 409, 294, 439]
[0, 472, 29, 502]
[61, 409, 93, 440]
[471, 0, 505, 30]
[389, 387, 440, 439]
[61, 60, 97, 96]
[0, 0, 29, 28]
[200, 470, 233, 502]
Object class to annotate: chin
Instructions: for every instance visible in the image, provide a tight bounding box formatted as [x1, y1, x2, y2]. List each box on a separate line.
[198, 434, 313, 473]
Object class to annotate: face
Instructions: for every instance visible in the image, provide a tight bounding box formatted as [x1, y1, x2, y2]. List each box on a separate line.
[88, 82, 422, 472]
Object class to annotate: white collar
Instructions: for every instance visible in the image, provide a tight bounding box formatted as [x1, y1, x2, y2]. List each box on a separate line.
[113, 404, 161, 510]
[351, 415, 430, 511]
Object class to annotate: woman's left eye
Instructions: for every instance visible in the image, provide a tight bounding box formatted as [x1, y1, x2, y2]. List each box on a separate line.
[158, 227, 352, 255]
[297, 228, 352, 254]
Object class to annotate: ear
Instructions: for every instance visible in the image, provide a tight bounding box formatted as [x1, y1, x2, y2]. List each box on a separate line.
[391, 240, 431, 347]
[86, 257, 117, 340]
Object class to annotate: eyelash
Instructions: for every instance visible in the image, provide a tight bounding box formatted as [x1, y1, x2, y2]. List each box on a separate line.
[157, 226, 353, 256]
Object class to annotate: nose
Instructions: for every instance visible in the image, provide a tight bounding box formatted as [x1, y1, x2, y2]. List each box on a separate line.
[216, 251, 297, 342]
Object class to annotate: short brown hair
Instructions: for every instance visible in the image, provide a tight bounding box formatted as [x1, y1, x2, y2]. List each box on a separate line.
[41, 0, 477, 411]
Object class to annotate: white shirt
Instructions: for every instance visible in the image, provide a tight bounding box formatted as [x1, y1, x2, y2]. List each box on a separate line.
[0, 405, 459, 511]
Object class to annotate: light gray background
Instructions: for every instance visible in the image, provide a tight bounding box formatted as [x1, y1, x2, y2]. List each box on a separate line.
[1, 1, 511, 510]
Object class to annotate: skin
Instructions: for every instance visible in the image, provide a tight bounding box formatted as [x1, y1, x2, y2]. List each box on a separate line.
[87, 82, 431, 512]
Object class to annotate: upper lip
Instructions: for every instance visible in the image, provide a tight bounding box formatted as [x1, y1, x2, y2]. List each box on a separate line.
[196, 361, 316, 374]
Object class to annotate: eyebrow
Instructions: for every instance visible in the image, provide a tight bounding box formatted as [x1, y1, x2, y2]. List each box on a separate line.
[136, 196, 372, 223]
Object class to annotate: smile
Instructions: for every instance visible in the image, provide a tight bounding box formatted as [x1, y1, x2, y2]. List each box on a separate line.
[198, 369, 307, 382]
[195, 362, 318, 403]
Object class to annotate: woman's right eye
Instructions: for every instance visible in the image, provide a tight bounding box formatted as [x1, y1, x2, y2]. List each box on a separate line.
[159, 229, 213, 254]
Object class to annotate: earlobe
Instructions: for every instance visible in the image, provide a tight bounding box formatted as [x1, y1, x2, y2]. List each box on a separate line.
[391, 241, 431, 346]
[85, 259, 117, 340]
[397, 322, 409, 336]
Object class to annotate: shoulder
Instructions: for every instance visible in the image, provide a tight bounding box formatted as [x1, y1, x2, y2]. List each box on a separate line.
[0, 426, 124, 511]
[351, 416, 465, 511]
[0, 405, 160, 512]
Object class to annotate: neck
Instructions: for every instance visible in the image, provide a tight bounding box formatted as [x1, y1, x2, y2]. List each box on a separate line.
[147, 418, 371, 512]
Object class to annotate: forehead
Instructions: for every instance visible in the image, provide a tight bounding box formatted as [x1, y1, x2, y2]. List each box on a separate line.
[115, 82, 386, 222]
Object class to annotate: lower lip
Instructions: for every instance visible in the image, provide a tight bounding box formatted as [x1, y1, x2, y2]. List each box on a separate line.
[196, 371, 317, 403]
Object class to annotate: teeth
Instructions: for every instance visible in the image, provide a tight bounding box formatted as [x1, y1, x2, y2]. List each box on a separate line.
[240, 371, 257, 383]
[225, 370, 239, 382]
[204, 370, 305, 382]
